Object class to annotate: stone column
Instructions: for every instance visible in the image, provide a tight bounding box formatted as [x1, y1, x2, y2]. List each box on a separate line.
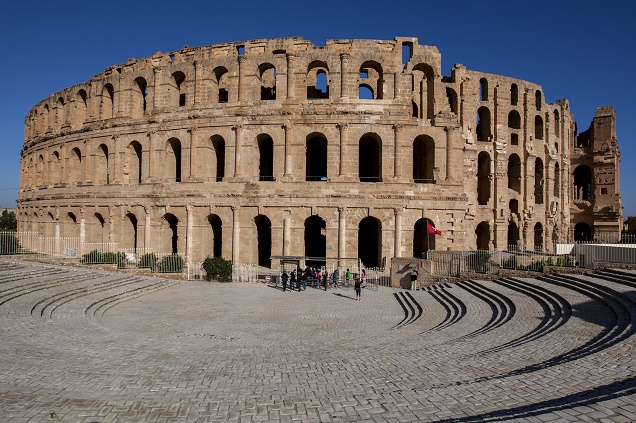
[232, 125, 242, 177]
[112, 134, 120, 184]
[283, 215, 291, 256]
[232, 206, 240, 263]
[420, 78, 426, 119]
[337, 123, 348, 177]
[152, 67, 162, 110]
[340, 53, 349, 99]
[55, 218, 60, 256]
[238, 56, 246, 102]
[144, 207, 151, 251]
[186, 205, 193, 263]
[338, 207, 346, 263]
[445, 126, 456, 181]
[286, 54, 295, 100]
[283, 123, 292, 177]
[394, 208, 403, 258]
[393, 124, 403, 179]
[79, 208, 86, 256]
[147, 131, 156, 182]
[83, 139, 92, 184]
[109, 207, 115, 245]
[193, 61, 203, 105]
[188, 128, 197, 181]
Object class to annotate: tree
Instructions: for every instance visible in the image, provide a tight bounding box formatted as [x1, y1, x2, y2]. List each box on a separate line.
[0, 210, 17, 231]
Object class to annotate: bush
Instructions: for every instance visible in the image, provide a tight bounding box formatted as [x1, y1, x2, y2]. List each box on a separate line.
[138, 253, 158, 270]
[556, 255, 576, 267]
[156, 255, 184, 273]
[79, 250, 119, 265]
[468, 251, 491, 273]
[502, 255, 518, 270]
[202, 256, 232, 282]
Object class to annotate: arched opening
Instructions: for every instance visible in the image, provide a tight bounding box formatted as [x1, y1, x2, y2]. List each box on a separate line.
[307, 61, 329, 99]
[535, 115, 544, 140]
[534, 222, 544, 252]
[304, 215, 326, 267]
[213, 67, 229, 103]
[511, 133, 519, 146]
[359, 61, 383, 99]
[510, 84, 518, 106]
[573, 165, 592, 201]
[255, 215, 271, 267]
[96, 144, 109, 184]
[55, 97, 65, 131]
[172, 71, 187, 106]
[508, 110, 521, 129]
[259, 63, 276, 100]
[574, 222, 592, 242]
[358, 216, 381, 268]
[509, 199, 519, 215]
[479, 78, 488, 101]
[412, 101, 419, 118]
[534, 158, 544, 204]
[553, 110, 560, 137]
[70, 147, 82, 183]
[36, 155, 44, 186]
[359, 134, 382, 182]
[413, 135, 434, 183]
[412, 64, 435, 119]
[508, 154, 521, 194]
[74, 90, 87, 129]
[554, 162, 560, 197]
[476, 107, 491, 142]
[477, 151, 491, 205]
[413, 218, 436, 258]
[476, 221, 490, 250]
[163, 213, 179, 254]
[211, 135, 225, 181]
[127, 141, 142, 184]
[208, 214, 222, 258]
[359, 84, 374, 99]
[507, 222, 520, 250]
[51, 151, 61, 184]
[306, 134, 328, 181]
[132, 77, 147, 118]
[535, 90, 542, 110]
[122, 212, 138, 250]
[65, 212, 79, 238]
[91, 213, 107, 244]
[257, 135, 274, 181]
[101, 84, 114, 119]
[166, 138, 182, 182]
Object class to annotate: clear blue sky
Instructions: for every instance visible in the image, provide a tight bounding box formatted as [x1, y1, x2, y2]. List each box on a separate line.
[1, 0, 634, 217]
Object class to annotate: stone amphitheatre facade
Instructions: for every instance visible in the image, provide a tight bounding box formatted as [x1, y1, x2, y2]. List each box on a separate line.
[17, 36, 622, 268]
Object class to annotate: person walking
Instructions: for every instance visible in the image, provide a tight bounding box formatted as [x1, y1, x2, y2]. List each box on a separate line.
[355, 277, 362, 301]
[410, 267, 419, 291]
[360, 269, 366, 288]
[332, 269, 338, 289]
[345, 268, 351, 287]
[323, 271, 328, 291]
[289, 270, 296, 291]
[297, 268, 303, 292]
[281, 270, 288, 292]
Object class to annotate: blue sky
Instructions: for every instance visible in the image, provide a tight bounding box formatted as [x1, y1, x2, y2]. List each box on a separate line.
[1, 0, 634, 218]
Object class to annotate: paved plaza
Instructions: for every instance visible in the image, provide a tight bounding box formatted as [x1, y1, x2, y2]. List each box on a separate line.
[0, 258, 635, 422]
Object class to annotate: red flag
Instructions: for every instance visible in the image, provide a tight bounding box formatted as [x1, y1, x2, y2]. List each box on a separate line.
[427, 221, 442, 236]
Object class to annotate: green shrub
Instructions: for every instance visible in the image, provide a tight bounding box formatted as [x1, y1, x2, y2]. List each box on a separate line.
[468, 251, 491, 273]
[138, 253, 158, 270]
[502, 255, 518, 270]
[80, 250, 118, 264]
[556, 255, 575, 267]
[202, 256, 233, 282]
[156, 255, 184, 273]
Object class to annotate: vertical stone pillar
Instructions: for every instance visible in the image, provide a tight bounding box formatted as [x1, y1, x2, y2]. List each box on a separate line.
[232, 206, 240, 263]
[445, 126, 456, 181]
[147, 131, 156, 182]
[188, 127, 197, 181]
[394, 72, 400, 99]
[109, 207, 115, 245]
[232, 125, 242, 177]
[193, 61, 203, 105]
[152, 67, 162, 110]
[43, 149, 50, 186]
[144, 207, 151, 251]
[286, 54, 295, 100]
[340, 53, 349, 99]
[283, 215, 291, 256]
[283, 123, 292, 177]
[186, 205, 193, 263]
[111, 134, 120, 184]
[393, 124, 403, 179]
[59, 147, 66, 184]
[394, 208, 403, 258]
[420, 78, 426, 119]
[83, 139, 92, 184]
[55, 218, 61, 256]
[337, 123, 348, 177]
[238, 55, 246, 102]
[338, 207, 346, 263]
[79, 208, 86, 256]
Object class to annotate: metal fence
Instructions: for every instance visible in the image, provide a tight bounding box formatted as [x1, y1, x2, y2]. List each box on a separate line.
[428, 249, 577, 277]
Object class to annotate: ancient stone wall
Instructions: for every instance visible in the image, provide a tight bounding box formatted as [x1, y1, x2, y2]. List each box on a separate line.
[17, 37, 622, 267]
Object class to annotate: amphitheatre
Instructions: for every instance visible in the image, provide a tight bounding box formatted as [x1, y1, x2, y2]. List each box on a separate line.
[4, 35, 635, 422]
[16, 36, 622, 272]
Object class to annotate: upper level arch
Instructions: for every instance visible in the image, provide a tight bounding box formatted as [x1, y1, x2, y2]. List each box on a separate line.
[258, 63, 276, 100]
[307, 61, 329, 100]
[358, 61, 383, 100]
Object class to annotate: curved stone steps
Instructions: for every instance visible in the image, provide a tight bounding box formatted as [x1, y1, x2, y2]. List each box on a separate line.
[424, 286, 467, 332]
[392, 291, 423, 328]
[0, 271, 95, 309]
[453, 280, 516, 339]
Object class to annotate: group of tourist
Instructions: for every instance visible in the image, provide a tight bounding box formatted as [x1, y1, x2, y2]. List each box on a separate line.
[279, 267, 366, 300]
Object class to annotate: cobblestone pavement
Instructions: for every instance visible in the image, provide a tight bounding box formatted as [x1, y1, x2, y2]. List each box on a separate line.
[1, 258, 635, 422]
